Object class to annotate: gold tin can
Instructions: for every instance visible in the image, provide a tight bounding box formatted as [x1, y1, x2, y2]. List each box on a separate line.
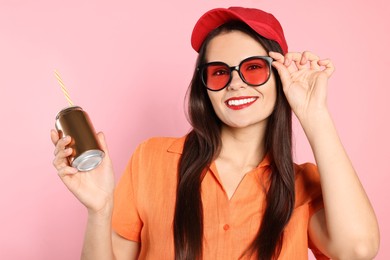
[55, 106, 104, 171]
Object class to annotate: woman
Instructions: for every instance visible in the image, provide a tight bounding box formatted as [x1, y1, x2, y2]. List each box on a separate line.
[51, 7, 379, 260]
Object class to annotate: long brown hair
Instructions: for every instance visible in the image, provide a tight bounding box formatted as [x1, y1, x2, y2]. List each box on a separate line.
[173, 22, 295, 260]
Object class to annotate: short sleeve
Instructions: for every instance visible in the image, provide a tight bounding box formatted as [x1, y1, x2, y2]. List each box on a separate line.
[112, 145, 143, 242]
[295, 163, 324, 217]
[295, 163, 329, 259]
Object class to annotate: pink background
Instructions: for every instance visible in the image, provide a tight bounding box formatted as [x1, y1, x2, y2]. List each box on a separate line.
[0, 0, 389, 259]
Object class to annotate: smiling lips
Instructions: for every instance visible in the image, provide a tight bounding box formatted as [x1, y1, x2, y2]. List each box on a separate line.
[225, 97, 258, 110]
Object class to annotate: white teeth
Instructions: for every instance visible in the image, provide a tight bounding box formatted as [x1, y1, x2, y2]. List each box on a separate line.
[227, 98, 256, 106]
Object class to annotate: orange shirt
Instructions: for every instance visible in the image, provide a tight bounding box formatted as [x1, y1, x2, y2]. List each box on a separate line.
[112, 136, 328, 259]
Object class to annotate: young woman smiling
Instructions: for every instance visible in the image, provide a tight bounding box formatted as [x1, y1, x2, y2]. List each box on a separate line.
[51, 7, 379, 260]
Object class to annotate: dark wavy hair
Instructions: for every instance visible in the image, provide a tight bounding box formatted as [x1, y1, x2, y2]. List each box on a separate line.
[173, 22, 295, 260]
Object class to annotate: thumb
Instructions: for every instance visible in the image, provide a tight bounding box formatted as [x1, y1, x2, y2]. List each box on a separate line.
[96, 132, 109, 155]
[271, 61, 292, 90]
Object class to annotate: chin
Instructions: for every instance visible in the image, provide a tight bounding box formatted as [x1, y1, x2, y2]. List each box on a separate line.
[223, 119, 267, 129]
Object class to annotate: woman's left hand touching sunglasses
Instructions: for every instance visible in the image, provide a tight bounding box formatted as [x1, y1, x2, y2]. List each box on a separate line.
[269, 51, 335, 123]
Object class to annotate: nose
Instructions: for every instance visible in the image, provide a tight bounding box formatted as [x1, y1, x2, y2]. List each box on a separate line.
[227, 69, 247, 90]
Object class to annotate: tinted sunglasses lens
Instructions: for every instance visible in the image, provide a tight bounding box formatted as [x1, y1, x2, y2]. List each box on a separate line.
[240, 58, 270, 85]
[203, 64, 230, 90]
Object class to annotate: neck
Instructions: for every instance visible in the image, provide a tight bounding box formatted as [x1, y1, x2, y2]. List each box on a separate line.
[218, 123, 267, 168]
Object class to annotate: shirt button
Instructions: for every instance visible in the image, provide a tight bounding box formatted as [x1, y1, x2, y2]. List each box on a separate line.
[223, 224, 230, 231]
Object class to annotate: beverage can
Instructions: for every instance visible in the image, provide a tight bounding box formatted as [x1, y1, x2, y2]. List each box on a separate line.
[55, 106, 104, 171]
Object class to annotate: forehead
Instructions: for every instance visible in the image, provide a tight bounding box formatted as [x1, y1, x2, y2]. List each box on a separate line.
[205, 30, 267, 64]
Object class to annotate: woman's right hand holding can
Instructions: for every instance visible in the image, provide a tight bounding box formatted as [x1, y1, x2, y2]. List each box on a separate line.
[50, 130, 115, 215]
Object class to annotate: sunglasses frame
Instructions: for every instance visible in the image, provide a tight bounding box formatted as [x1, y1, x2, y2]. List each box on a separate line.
[198, 56, 274, 91]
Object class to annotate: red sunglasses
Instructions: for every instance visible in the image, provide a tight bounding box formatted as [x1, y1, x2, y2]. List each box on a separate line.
[198, 56, 273, 91]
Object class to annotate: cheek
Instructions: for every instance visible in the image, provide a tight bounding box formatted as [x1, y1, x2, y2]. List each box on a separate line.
[268, 74, 278, 99]
[268, 87, 278, 109]
[207, 91, 223, 109]
[258, 75, 277, 102]
[269, 85, 278, 103]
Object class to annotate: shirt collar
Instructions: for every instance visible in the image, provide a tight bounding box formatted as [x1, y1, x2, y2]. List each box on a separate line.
[258, 154, 271, 168]
[167, 135, 186, 154]
[167, 135, 271, 168]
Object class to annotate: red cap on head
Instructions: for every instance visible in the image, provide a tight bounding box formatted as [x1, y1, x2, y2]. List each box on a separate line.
[191, 7, 288, 54]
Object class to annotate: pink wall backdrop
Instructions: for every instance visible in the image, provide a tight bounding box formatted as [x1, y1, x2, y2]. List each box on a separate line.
[1, 0, 389, 259]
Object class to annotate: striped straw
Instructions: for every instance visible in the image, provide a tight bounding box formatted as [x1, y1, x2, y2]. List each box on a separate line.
[54, 70, 74, 106]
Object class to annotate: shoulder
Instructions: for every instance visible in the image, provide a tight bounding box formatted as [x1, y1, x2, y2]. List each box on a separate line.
[128, 135, 187, 174]
[120, 135, 186, 187]
[294, 162, 319, 182]
[134, 135, 186, 156]
[294, 162, 323, 207]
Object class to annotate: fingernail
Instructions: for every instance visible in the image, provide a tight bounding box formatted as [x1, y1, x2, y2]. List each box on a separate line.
[70, 167, 78, 174]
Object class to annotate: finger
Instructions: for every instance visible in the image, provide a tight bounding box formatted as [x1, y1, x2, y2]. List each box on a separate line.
[50, 129, 59, 145]
[268, 51, 285, 63]
[57, 165, 78, 178]
[54, 135, 72, 156]
[96, 132, 109, 155]
[53, 147, 73, 169]
[310, 60, 321, 70]
[301, 51, 320, 70]
[284, 52, 304, 71]
[301, 51, 319, 63]
[318, 59, 335, 77]
[284, 52, 301, 66]
[271, 61, 292, 91]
